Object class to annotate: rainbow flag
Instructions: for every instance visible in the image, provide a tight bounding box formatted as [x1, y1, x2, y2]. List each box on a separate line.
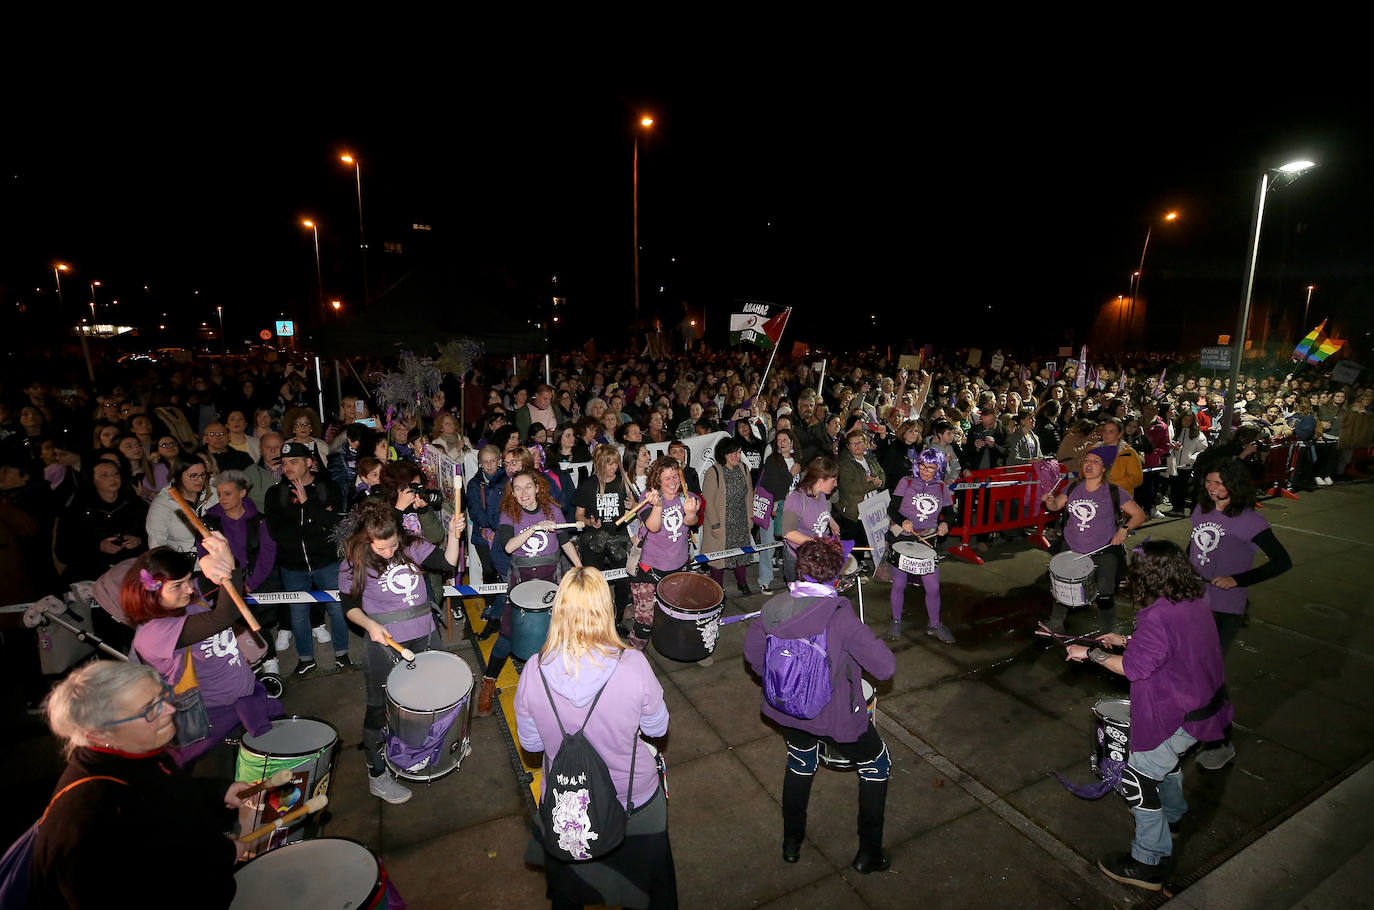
[1293, 319, 1346, 363]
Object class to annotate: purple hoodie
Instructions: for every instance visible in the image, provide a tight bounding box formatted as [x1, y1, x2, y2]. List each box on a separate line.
[514, 648, 668, 808]
[744, 584, 895, 743]
[200, 498, 276, 592]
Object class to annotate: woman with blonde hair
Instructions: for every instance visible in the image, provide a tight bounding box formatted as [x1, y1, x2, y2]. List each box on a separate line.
[574, 444, 636, 630]
[514, 567, 676, 910]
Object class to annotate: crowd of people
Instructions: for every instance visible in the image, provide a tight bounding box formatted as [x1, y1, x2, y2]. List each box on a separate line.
[5, 339, 1367, 905]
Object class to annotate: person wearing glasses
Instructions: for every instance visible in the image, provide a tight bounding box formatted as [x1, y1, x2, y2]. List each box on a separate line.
[200, 422, 252, 472]
[125, 538, 282, 770]
[31, 659, 257, 909]
[145, 458, 219, 558]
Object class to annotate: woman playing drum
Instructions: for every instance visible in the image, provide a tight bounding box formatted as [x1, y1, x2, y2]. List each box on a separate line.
[779, 457, 840, 585]
[627, 456, 700, 652]
[478, 470, 583, 716]
[1064, 540, 1232, 892]
[339, 499, 466, 804]
[1188, 458, 1291, 770]
[743, 538, 896, 875]
[886, 448, 959, 643]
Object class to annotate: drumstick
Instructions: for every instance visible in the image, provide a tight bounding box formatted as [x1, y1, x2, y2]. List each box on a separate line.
[615, 502, 651, 526]
[1034, 622, 1119, 648]
[385, 637, 416, 663]
[167, 487, 262, 636]
[236, 769, 295, 800]
[236, 794, 329, 843]
[552, 521, 586, 531]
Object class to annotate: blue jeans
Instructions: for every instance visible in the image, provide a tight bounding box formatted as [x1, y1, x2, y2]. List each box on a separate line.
[280, 563, 349, 661]
[1128, 727, 1194, 864]
[757, 516, 777, 588]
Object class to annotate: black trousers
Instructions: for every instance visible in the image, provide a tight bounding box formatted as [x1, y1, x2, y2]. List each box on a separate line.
[782, 723, 888, 854]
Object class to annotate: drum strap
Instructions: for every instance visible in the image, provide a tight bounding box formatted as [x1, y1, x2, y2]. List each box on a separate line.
[367, 603, 431, 624]
[1183, 684, 1230, 722]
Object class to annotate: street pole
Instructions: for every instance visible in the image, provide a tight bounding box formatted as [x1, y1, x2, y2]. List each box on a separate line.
[1302, 285, 1315, 328]
[633, 133, 640, 320]
[217, 306, 226, 355]
[1220, 172, 1270, 440]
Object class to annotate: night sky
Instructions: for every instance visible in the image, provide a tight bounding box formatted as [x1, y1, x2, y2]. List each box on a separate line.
[4, 67, 1371, 363]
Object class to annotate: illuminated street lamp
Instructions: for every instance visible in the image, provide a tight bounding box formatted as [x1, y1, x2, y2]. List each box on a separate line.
[1220, 160, 1317, 437]
[339, 153, 369, 305]
[1302, 284, 1316, 327]
[331, 299, 342, 320]
[633, 115, 655, 317]
[217, 305, 226, 355]
[1125, 212, 1179, 349]
[302, 219, 324, 318]
[54, 264, 69, 315]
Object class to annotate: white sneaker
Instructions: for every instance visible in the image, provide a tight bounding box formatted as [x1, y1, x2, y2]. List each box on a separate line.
[312, 624, 331, 643]
[261, 658, 280, 675]
[368, 772, 412, 804]
[275, 630, 292, 651]
[1150, 509, 1166, 520]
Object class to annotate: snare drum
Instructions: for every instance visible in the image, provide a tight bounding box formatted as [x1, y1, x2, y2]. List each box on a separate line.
[509, 579, 560, 660]
[1091, 698, 1131, 780]
[231, 837, 401, 909]
[1049, 551, 1098, 606]
[887, 540, 936, 575]
[818, 681, 879, 770]
[235, 716, 339, 859]
[652, 572, 725, 662]
[384, 651, 474, 781]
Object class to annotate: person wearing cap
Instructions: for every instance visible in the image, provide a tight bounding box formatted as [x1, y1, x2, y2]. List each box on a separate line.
[263, 440, 350, 676]
[1042, 444, 1146, 633]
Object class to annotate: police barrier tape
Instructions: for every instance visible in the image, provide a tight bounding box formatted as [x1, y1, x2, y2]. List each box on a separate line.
[238, 542, 788, 604]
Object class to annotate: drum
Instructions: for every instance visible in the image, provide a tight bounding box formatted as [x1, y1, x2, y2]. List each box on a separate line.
[818, 681, 878, 770]
[235, 716, 339, 859]
[887, 540, 936, 575]
[1049, 551, 1098, 606]
[231, 837, 400, 909]
[509, 579, 559, 660]
[1091, 698, 1131, 780]
[652, 572, 725, 662]
[384, 651, 474, 781]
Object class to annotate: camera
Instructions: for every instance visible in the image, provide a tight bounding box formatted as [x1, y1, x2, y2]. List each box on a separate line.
[407, 482, 444, 510]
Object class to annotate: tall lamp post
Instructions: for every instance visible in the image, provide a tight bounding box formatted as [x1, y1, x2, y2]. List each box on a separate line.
[1220, 159, 1316, 438]
[1301, 284, 1316, 328]
[340, 154, 369, 306]
[53, 264, 68, 317]
[302, 219, 324, 322]
[1124, 212, 1178, 349]
[217, 305, 226, 355]
[633, 115, 654, 318]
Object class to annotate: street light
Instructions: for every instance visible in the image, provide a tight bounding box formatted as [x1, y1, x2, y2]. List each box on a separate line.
[633, 114, 655, 318]
[340, 153, 369, 306]
[89, 280, 101, 319]
[1302, 284, 1316, 327]
[331, 299, 342, 320]
[1220, 159, 1317, 438]
[216, 305, 226, 355]
[1125, 211, 1179, 350]
[53, 264, 68, 316]
[302, 219, 324, 319]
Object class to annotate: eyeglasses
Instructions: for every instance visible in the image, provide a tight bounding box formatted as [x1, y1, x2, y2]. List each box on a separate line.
[206, 432, 226, 437]
[184, 472, 208, 480]
[158, 441, 180, 448]
[105, 684, 175, 726]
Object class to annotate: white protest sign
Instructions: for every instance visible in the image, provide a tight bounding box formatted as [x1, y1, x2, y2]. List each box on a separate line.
[857, 490, 892, 566]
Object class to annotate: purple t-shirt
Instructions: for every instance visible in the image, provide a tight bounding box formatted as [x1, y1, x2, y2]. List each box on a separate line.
[1063, 481, 1131, 554]
[640, 495, 690, 571]
[893, 476, 952, 532]
[501, 505, 567, 561]
[1189, 505, 1270, 615]
[134, 602, 256, 707]
[1121, 596, 1234, 752]
[513, 649, 665, 808]
[782, 488, 833, 554]
[339, 539, 438, 643]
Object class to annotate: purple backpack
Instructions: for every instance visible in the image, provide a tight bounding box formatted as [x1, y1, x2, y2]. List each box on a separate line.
[762, 599, 837, 719]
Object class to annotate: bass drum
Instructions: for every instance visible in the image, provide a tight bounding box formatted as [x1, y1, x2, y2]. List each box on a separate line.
[231, 837, 401, 909]
[652, 572, 724, 662]
[234, 716, 339, 859]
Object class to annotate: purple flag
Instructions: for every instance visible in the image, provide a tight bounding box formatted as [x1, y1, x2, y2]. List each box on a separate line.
[1074, 345, 1089, 390]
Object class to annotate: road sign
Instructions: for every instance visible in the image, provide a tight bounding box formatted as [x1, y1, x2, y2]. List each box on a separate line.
[259, 329, 272, 341]
[1200, 346, 1231, 369]
[275, 320, 295, 337]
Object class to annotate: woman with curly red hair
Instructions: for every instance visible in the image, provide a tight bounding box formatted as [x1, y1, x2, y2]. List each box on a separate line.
[476, 469, 583, 716]
[626, 455, 701, 652]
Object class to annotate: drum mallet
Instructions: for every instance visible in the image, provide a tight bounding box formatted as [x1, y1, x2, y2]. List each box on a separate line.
[168, 487, 264, 642]
[385, 637, 417, 666]
[236, 794, 329, 843]
[615, 502, 649, 527]
[719, 610, 761, 626]
[236, 769, 295, 800]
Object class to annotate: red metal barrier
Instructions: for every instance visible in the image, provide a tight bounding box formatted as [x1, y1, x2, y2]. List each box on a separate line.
[946, 463, 1066, 566]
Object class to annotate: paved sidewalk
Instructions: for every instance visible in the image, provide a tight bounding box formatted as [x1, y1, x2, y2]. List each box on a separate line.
[7, 481, 1372, 909]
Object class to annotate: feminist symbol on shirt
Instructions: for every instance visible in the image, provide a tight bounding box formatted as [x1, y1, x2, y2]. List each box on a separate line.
[379, 562, 423, 606]
[1192, 522, 1225, 567]
[663, 506, 684, 542]
[811, 512, 831, 536]
[1067, 499, 1098, 532]
[201, 628, 242, 667]
[522, 530, 550, 557]
[911, 493, 940, 522]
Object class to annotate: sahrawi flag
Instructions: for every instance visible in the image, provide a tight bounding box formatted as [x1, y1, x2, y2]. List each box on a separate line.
[730, 302, 791, 350]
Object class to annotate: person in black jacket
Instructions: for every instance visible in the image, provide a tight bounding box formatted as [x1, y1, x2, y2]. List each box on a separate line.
[960, 410, 1007, 471]
[263, 440, 348, 676]
[55, 459, 148, 584]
